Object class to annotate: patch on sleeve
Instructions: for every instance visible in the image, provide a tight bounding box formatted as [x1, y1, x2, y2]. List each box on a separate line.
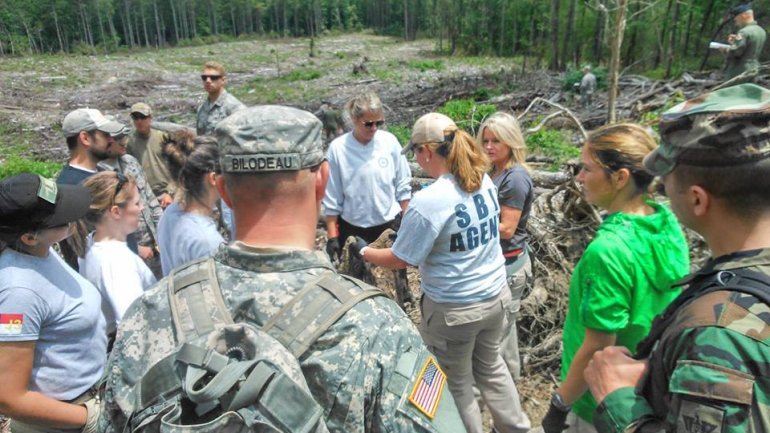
[676, 400, 724, 433]
[0, 314, 23, 335]
[408, 356, 446, 419]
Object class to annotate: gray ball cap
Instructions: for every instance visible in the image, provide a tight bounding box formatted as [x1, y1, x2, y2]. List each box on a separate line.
[215, 105, 324, 173]
[62, 108, 126, 138]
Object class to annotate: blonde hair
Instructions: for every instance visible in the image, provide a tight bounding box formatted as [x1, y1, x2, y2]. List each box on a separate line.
[69, 171, 137, 257]
[203, 61, 226, 76]
[477, 112, 530, 172]
[425, 129, 489, 193]
[585, 123, 656, 193]
[344, 92, 383, 120]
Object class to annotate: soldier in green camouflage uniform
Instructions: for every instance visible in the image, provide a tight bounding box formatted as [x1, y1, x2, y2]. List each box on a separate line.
[584, 83, 770, 433]
[723, 5, 766, 80]
[98, 105, 466, 433]
[196, 61, 246, 136]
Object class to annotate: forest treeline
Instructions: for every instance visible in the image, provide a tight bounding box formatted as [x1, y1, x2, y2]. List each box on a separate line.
[0, 0, 762, 74]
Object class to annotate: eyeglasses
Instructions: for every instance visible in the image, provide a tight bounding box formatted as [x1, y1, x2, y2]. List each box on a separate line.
[114, 172, 128, 199]
[362, 120, 385, 129]
[406, 145, 424, 159]
[201, 74, 223, 82]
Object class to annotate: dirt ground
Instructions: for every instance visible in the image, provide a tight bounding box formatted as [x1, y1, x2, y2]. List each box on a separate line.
[1, 33, 607, 430]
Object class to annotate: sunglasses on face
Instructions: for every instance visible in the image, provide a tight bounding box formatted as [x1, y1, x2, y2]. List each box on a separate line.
[406, 145, 424, 159]
[362, 120, 385, 129]
[201, 74, 222, 82]
[131, 114, 148, 121]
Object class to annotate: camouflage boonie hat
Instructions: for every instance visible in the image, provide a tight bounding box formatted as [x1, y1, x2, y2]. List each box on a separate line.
[215, 105, 324, 173]
[644, 83, 770, 176]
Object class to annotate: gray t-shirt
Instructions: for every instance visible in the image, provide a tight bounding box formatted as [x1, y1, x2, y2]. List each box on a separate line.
[392, 174, 506, 304]
[0, 248, 107, 400]
[157, 202, 225, 275]
[493, 165, 533, 252]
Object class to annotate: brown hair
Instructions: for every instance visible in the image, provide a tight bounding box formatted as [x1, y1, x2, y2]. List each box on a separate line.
[672, 159, 770, 215]
[203, 61, 226, 76]
[162, 131, 220, 207]
[585, 123, 656, 194]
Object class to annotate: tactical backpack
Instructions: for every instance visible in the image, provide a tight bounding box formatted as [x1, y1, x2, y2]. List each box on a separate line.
[125, 257, 387, 433]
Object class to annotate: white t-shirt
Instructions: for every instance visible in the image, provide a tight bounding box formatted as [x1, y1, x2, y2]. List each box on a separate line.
[80, 240, 156, 333]
[0, 247, 107, 400]
[392, 174, 506, 304]
[157, 202, 225, 276]
[323, 130, 412, 227]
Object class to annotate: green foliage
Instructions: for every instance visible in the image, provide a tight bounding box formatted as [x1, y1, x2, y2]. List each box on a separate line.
[387, 124, 412, 148]
[563, 67, 607, 91]
[407, 59, 443, 72]
[639, 91, 686, 128]
[0, 155, 60, 180]
[280, 68, 323, 81]
[525, 129, 580, 171]
[437, 99, 496, 134]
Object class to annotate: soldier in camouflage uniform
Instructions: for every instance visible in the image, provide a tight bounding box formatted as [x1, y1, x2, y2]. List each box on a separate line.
[722, 4, 766, 80]
[98, 105, 466, 433]
[584, 83, 770, 433]
[196, 61, 245, 136]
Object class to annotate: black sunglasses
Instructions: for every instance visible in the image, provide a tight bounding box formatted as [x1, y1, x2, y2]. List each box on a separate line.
[201, 74, 223, 82]
[131, 113, 149, 120]
[362, 120, 385, 129]
[114, 172, 128, 199]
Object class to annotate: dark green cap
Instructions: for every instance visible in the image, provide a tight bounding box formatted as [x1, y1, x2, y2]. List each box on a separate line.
[215, 105, 324, 173]
[644, 84, 770, 176]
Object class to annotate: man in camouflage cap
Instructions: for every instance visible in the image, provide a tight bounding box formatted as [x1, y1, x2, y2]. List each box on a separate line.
[99, 105, 466, 433]
[585, 83, 770, 433]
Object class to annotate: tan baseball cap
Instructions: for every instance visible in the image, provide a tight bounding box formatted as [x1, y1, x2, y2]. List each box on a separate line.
[62, 108, 126, 138]
[130, 102, 152, 116]
[402, 112, 458, 155]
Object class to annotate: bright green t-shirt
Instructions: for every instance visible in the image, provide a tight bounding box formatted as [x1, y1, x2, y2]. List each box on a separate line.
[561, 201, 690, 422]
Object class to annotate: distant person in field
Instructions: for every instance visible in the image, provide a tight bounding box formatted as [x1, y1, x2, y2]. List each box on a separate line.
[580, 65, 597, 108]
[196, 61, 245, 136]
[126, 103, 176, 209]
[721, 4, 766, 80]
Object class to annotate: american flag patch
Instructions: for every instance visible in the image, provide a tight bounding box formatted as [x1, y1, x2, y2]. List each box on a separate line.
[408, 356, 446, 419]
[0, 314, 23, 335]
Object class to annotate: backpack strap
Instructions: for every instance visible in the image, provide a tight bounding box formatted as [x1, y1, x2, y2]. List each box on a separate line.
[262, 273, 388, 358]
[636, 267, 770, 358]
[168, 257, 233, 343]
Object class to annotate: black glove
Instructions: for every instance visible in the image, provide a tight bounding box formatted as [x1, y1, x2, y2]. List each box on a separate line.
[541, 394, 570, 433]
[326, 237, 341, 262]
[350, 236, 369, 260]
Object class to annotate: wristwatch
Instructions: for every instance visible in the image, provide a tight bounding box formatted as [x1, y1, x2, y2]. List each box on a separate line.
[551, 392, 572, 412]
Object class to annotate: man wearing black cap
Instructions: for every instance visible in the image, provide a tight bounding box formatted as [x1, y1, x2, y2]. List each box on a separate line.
[722, 4, 766, 79]
[584, 84, 770, 433]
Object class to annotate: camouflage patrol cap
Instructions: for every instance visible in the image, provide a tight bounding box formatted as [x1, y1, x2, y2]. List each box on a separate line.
[732, 3, 752, 16]
[215, 105, 324, 173]
[643, 84, 770, 176]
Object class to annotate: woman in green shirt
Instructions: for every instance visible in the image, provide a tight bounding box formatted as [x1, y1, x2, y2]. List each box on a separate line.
[540, 123, 690, 433]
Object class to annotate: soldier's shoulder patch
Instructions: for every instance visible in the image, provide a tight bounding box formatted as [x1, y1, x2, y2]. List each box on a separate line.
[676, 399, 724, 433]
[408, 356, 446, 419]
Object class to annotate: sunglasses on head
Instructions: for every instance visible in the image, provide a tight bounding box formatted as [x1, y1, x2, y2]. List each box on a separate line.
[362, 120, 385, 129]
[201, 74, 222, 82]
[114, 172, 128, 199]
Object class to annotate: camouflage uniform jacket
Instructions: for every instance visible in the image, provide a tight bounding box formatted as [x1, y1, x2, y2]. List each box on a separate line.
[99, 242, 465, 433]
[726, 22, 767, 79]
[99, 155, 163, 246]
[196, 89, 246, 136]
[593, 248, 770, 433]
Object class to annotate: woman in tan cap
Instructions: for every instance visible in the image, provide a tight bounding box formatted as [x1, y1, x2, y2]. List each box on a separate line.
[0, 173, 105, 433]
[359, 113, 530, 433]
